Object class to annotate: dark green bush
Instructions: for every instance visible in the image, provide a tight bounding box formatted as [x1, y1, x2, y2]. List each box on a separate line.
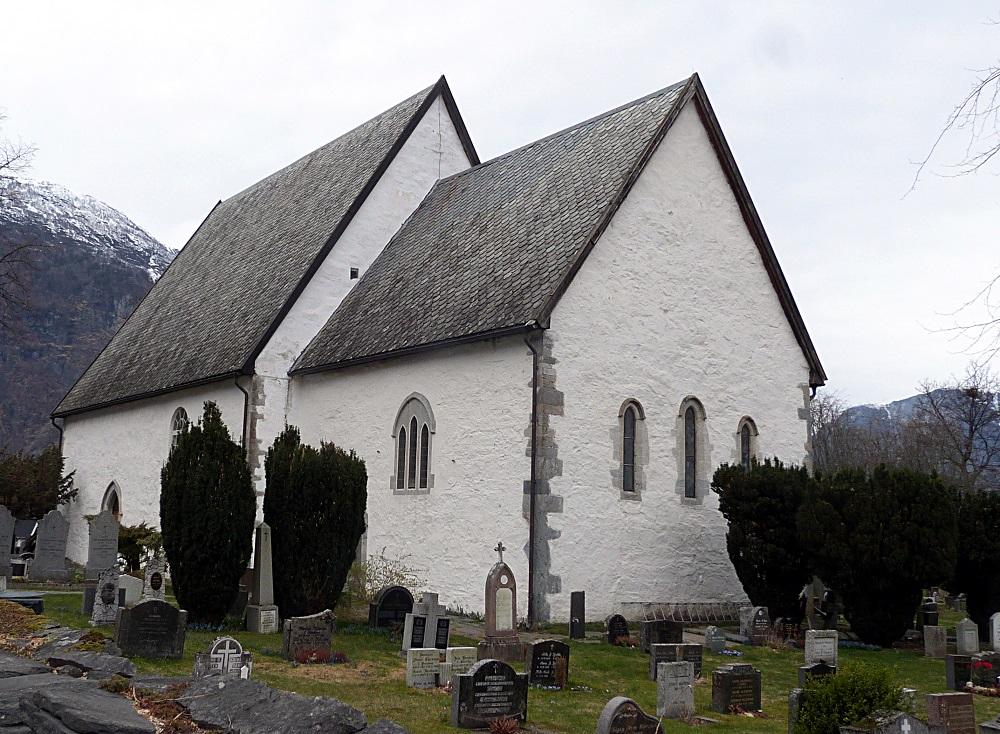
[798, 466, 957, 646]
[955, 490, 1000, 638]
[795, 663, 906, 734]
[0, 446, 76, 518]
[160, 402, 255, 623]
[118, 522, 162, 573]
[712, 458, 813, 619]
[263, 427, 367, 618]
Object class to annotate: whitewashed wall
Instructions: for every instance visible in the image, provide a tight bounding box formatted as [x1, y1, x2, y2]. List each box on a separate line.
[288, 336, 533, 620]
[543, 102, 812, 620]
[252, 95, 473, 500]
[61, 381, 246, 563]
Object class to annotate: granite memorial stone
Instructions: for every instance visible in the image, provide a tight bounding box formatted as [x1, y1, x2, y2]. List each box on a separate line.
[403, 592, 448, 652]
[927, 691, 976, 734]
[0, 505, 13, 579]
[649, 643, 703, 680]
[193, 636, 253, 679]
[282, 609, 335, 662]
[368, 585, 414, 628]
[958, 619, 980, 656]
[90, 567, 120, 626]
[607, 614, 630, 644]
[657, 661, 694, 719]
[805, 629, 839, 666]
[947, 654, 973, 691]
[246, 522, 279, 634]
[705, 625, 726, 653]
[991, 613, 1000, 652]
[528, 639, 569, 689]
[712, 663, 762, 713]
[840, 711, 932, 734]
[450, 658, 528, 729]
[84, 510, 118, 581]
[798, 662, 837, 687]
[789, 688, 805, 734]
[639, 619, 683, 653]
[143, 555, 166, 601]
[407, 648, 440, 689]
[477, 542, 524, 662]
[115, 599, 187, 658]
[925, 625, 948, 658]
[31, 509, 69, 582]
[445, 646, 478, 677]
[595, 696, 662, 734]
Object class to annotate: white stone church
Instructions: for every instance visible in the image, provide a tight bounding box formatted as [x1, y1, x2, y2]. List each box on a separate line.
[53, 74, 825, 623]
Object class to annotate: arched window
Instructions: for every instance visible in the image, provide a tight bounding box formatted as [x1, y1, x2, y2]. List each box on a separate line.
[623, 407, 636, 492]
[615, 399, 646, 497]
[170, 407, 189, 450]
[391, 394, 435, 492]
[684, 406, 697, 498]
[677, 397, 706, 500]
[738, 417, 758, 471]
[102, 482, 122, 523]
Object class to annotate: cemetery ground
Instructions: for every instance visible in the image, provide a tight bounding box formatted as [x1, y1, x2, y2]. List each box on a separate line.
[10, 593, 996, 734]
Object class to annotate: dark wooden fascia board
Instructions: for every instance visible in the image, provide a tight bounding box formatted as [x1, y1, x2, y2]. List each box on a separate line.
[437, 75, 481, 165]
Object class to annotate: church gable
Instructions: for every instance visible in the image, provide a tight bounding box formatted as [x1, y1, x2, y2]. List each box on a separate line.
[54, 77, 478, 417]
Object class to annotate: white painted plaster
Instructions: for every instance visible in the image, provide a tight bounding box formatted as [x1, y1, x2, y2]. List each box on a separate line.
[61, 381, 246, 563]
[252, 95, 473, 494]
[288, 336, 533, 620]
[544, 101, 813, 620]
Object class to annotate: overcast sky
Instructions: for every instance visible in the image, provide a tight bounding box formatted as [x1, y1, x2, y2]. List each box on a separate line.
[2, 2, 998, 406]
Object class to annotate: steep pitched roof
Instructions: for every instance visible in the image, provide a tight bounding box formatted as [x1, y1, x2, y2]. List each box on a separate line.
[292, 75, 825, 385]
[54, 77, 478, 417]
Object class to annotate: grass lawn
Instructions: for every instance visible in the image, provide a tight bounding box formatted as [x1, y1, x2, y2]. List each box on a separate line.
[40, 594, 1000, 733]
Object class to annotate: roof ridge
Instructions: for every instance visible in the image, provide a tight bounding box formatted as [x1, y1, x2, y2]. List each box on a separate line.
[438, 76, 691, 185]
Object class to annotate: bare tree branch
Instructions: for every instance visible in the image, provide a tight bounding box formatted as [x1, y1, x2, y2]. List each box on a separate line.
[0, 109, 41, 330]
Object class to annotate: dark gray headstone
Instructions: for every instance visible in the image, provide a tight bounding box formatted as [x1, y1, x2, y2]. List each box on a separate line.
[0, 505, 13, 579]
[705, 625, 727, 653]
[528, 639, 570, 689]
[595, 696, 662, 734]
[798, 662, 837, 687]
[947, 654, 973, 691]
[31, 509, 69, 582]
[639, 619, 683, 652]
[656, 661, 694, 719]
[711, 663, 762, 713]
[451, 659, 527, 729]
[607, 614, 630, 644]
[570, 591, 586, 639]
[282, 609, 335, 662]
[114, 599, 187, 659]
[84, 510, 118, 580]
[839, 710, 931, 734]
[789, 688, 805, 734]
[368, 585, 414, 628]
[649, 643, 702, 680]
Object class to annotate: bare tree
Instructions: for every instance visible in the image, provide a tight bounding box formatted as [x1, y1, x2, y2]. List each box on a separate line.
[0, 110, 39, 329]
[913, 361, 1000, 493]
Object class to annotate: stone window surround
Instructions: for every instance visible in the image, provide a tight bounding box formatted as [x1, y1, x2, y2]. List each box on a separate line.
[611, 399, 648, 500]
[170, 406, 189, 451]
[390, 392, 435, 494]
[736, 416, 759, 468]
[102, 481, 122, 521]
[674, 395, 711, 504]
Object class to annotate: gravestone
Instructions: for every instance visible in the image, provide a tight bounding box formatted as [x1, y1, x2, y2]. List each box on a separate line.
[639, 619, 683, 653]
[450, 658, 528, 729]
[656, 661, 694, 719]
[90, 567, 120, 626]
[477, 542, 524, 662]
[444, 646, 478, 681]
[926, 691, 976, 734]
[957, 619, 980, 656]
[947, 654, 973, 691]
[595, 696, 662, 734]
[115, 599, 187, 658]
[120, 574, 143, 605]
[246, 522, 279, 634]
[282, 609, 335, 662]
[711, 663, 762, 713]
[789, 688, 805, 734]
[925, 625, 948, 658]
[193, 636, 253, 679]
[649, 643, 703, 680]
[918, 597, 939, 630]
[143, 555, 166, 600]
[84, 510, 118, 580]
[31, 509, 69, 582]
[402, 592, 450, 653]
[840, 711, 932, 734]
[704, 625, 726, 653]
[528, 639, 570, 689]
[368, 585, 414, 628]
[406, 648, 440, 689]
[0, 505, 13, 579]
[798, 662, 837, 687]
[748, 606, 771, 645]
[991, 613, 1000, 652]
[805, 629, 839, 666]
[607, 614, 630, 644]
[570, 591, 586, 639]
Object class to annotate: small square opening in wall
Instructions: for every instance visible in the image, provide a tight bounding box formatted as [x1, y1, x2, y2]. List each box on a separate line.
[349, 267, 359, 279]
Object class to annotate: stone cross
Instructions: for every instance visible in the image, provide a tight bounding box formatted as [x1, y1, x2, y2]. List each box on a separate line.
[494, 541, 506, 564]
[901, 719, 911, 734]
[210, 637, 244, 674]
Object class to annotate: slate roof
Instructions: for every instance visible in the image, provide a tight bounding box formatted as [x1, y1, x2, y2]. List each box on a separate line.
[294, 73, 825, 386]
[54, 78, 478, 417]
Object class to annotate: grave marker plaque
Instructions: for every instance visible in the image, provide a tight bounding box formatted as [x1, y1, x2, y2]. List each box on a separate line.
[368, 585, 414, 628]
[711, 663, 762, 713]
[282, 609, 335, 662]
[607, 614, 630, 644]
[115, 599, 187, 658]
[84, 510, 118, 581]
[528, 639, 569, 689]
[403, 614, 427, 649]
[657, 661, 694, 719]
[193, 636, 253, 679]
[926, 691, 976, 734]
[957, 618, 980, 656]
[805, 629, 839, 666]
[749, 606, 771, 645]
[595, 696, 662, 734]
[450, 659, 528, 729]
[31, 509, 69, 582]
[435, 617, 451, 650]
[0, 505, 13, 579]
[639, 619, 683, 653]
[704, 625, 726, 653]
[406, 648, 440, 689]
[925, 625, 947, 659]
[445, 646, 478, 676]
[946, 654, 972, 691]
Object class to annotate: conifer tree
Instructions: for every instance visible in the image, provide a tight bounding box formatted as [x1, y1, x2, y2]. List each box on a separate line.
[160, 401, 254, 623]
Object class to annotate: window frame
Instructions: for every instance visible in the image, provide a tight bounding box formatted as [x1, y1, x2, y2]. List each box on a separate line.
[170, 407, 189, 451]
[390, 393, 436, 494]
[615, 399, 646, 499]
[737, 416, 758, 471]
[676, 396, 707, 501]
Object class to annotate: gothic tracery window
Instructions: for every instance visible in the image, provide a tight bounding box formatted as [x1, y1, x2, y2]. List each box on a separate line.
[392, 394, 435, 491]
[170, 407, 189, 450]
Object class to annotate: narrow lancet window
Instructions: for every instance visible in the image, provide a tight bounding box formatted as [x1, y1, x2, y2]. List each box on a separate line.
[684, 406, 697, 498]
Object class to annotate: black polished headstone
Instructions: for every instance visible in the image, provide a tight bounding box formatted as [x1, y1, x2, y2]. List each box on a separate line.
[595, 696, 662, 734]
[528, 639, 570, 689]
[946, 654, 973, 691]
[607, 614, 630, 644]
[798, 662, 837, 687]
[639, 620, 683, 653]
[435, 618, 451, 650]
[114, 599, 187, 659]
[450, 658, 528, 729]
[711, 663, 762, 713]
[368, 585, 414, 628]
[570, 591, 586, 639]
[649, 643, 703, 680]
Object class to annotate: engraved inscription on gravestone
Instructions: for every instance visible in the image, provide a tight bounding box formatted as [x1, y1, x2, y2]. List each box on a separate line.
[956, 618, 980, 656]
[31, 509, 69, 582]
[282, 609, 336, 662]
[649, 643, 703, 680]
[407, 648, 440, 689]
[446, 647, 479, 678]
[435, 618, 451, 650]
[528, 639, 570, 689]
[657, 661, 694, 719]
[450, 659, 528, 729]
[114, 598, 187, 659]
[805, 629, 838, 666]
[85, 510, 119, 580]
[595, 696, 662, 734]
[90, 567, 120, 627]
[990, 613, 1000, 652]
[924, 626, 948, 659]
[704, 625, 726, 653]
[712, 663, 762, 713]
[143, 555, 166, 601]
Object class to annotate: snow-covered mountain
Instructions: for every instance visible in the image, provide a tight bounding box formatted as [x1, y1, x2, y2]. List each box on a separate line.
[0, 177, 172, 281]
[0, 177, 175, 453]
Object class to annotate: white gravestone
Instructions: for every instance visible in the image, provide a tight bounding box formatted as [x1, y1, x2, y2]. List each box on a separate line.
[990, 613, 1000, 652]
[194, 636, 253, 678]
[956, 618, 979, 656]
[446, 646, 478, 675]
[89, 567, 120, 627]
[657, 661, 695, 719]
[402, 592, 448, 652]
[143, 555, 166, 600]
[805, 629, 838, 666]
[406, 648, 440, 688]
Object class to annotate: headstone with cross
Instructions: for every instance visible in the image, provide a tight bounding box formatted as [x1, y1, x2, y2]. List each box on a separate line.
[402, 591, 450, 652]
[477, 540, 524, 663]
[193, 636, 253, 678]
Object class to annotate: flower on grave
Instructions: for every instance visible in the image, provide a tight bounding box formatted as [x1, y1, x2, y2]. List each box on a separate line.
[972, 660, 995, 687]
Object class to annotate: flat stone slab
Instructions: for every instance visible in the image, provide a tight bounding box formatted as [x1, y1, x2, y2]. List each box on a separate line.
[0, 650, 50, 678]
[178, 677, 403, 734]
[366, 721, 410, 734]
[45, 650, 137, 679]
[0, 591, 44, 614]
[19, 681, 156, 734]
[0, 673, 85, 728]
[129, 674, 190, 693]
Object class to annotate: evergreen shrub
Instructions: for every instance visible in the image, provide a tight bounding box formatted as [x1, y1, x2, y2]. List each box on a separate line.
[795, 663, 905, 734]
[954, 490, 1000, 637]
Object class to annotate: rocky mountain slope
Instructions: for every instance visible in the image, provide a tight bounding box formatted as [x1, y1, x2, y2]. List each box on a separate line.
[0, 178, 173, 453]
